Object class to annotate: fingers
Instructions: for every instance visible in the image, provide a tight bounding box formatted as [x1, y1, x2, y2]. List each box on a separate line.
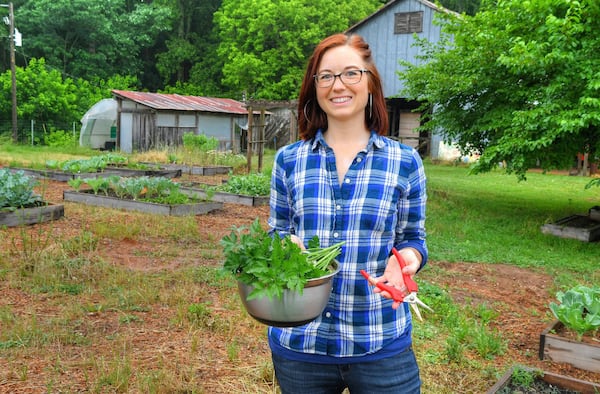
[289, 235, 306, 250]
[395, 248, 421, 275]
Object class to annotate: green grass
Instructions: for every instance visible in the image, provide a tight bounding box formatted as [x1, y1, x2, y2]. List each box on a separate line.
[1, 144, 599, 392]
[425, 162, 599, 284]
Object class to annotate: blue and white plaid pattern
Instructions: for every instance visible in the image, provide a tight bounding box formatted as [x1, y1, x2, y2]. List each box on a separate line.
[267, 130, 428, 358]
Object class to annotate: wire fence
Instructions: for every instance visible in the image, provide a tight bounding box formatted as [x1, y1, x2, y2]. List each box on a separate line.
[0, 119, 81, 145]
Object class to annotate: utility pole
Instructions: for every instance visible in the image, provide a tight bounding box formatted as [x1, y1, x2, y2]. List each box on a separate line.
[1, 2, 17, 142]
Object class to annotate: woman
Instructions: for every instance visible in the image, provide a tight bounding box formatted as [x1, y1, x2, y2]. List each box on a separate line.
[268, 33, 428, 393]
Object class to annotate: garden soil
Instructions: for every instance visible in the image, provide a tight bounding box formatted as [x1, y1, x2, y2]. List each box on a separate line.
[1, 175, 599, 393]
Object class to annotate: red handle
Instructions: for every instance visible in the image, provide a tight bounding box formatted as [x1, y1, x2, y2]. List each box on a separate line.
[360, 269, 406, 302]
[392, 248, 418, 293]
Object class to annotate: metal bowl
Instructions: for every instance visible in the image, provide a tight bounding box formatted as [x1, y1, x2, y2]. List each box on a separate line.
[237, 261, 340, 327]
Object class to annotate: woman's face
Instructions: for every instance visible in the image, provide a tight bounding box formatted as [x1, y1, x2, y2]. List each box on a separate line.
[315, 45, 370, 125]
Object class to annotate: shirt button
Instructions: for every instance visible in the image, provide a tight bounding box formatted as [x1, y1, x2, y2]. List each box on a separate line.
[336, 204, 342, 210]
[325, 312, 332, 318]
[344, 178, 351, 184]
[333, 232, 339, 238]
[356, 157, 362, 163]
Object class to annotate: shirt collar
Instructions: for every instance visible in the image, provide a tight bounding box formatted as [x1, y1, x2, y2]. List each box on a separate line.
[312, 129, 386, 151]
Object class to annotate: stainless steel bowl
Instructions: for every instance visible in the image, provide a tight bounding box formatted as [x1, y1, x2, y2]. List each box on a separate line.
[237, 261, 340, 327]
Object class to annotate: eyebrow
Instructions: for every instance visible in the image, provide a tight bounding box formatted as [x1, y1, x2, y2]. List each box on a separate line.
[317, 66, 363, 74]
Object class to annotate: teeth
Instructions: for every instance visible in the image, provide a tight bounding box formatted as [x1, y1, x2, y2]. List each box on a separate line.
[331, 97, 350, 103]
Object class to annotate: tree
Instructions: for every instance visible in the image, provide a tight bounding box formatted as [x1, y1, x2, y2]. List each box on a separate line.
[399, 0, 600, 179]
[15, 0, 170, 83]
[214, 0, 383, 100]
[438, 0, 480, 15]
[155, 0, 223, 92]
[0, 57, 137, 142]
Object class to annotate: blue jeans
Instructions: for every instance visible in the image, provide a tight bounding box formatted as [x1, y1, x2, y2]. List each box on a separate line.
[271, 347, 421, 394]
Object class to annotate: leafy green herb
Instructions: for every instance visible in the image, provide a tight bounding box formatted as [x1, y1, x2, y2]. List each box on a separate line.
[221, 219, 343, 300]
[549, 285, 600, 340]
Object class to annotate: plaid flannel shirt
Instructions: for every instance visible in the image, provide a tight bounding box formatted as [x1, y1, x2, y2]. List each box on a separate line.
[267, 130, 428, 359]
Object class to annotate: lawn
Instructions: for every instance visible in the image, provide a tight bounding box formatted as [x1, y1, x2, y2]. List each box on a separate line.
[0, 146, 599, 392]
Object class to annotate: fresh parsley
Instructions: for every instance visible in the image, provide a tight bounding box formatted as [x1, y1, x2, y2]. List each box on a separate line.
[221, 219, 343, 300]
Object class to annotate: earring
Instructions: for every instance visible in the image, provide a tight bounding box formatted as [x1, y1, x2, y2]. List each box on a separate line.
[303, 100, 312, 124]
[368, 93, 373, 120]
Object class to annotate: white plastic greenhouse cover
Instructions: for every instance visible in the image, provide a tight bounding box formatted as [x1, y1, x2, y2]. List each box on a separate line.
[79, 98, 118, 149]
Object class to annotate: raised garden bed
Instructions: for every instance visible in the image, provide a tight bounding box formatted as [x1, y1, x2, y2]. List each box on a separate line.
[487, 365, 600, 394]
[63, 190, 222, 216]
[104, 166, 182, 178]
[180, 186, 268, 207]
[541, 214, 600, 242]
[539, 320, 600, 373]
[0, 203, 64, 227]
[140, 162, 232, 176]
[9, 167, 181, 181]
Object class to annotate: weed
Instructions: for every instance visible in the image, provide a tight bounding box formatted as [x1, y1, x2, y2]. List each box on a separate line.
[227, 339, 240, 362]
[94, 354, 132, 393]
[119, 314, 142, 324]
[187, 302, 213, 328]
[509, 366, 540, 387]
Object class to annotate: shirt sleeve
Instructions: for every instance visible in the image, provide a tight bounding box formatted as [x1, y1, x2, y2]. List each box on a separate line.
[268, 146, 294, 237]
[395, 148, 428, 268]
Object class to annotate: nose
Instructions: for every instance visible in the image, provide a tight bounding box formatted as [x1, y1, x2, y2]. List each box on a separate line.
[331, 74, 345, 88]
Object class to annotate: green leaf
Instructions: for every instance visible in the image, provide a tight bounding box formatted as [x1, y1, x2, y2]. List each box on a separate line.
[549, 285, 600, 339]
[220, 219, 342, 300]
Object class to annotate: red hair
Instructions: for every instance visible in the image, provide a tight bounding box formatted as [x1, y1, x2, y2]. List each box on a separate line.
[297, 33, 388, 140]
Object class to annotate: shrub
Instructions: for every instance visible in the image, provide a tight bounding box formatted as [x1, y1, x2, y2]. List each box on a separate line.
[182, 133, 219, 152]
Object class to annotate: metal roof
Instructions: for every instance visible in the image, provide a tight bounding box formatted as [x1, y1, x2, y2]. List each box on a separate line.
[111, 90, 249, 115]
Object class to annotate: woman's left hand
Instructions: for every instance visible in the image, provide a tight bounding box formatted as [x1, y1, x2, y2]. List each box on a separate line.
[372, 248, 422, 309]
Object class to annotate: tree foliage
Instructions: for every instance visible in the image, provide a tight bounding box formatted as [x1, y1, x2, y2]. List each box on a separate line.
[438, 0, 481, 15]
[14, 0, 170, 83]
[0, 0, 390, 139]
[400, 0, 600, 179]
[214, 0, 383, 100]
[0, 58, 137, 137]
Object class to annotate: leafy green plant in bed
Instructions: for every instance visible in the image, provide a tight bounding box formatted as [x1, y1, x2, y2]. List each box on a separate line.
[83, 177, 111, 195]
[549, 284, 600, 340]
[0, 169, 44, 211]
[81, 176, 199, 205]
[212, 172, 270, 197]
[46, 153, 128, 174]
[221, 219, 344, 299]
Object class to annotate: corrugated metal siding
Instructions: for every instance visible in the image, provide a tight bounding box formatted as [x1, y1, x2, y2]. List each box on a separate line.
[111, 90, 249, 115]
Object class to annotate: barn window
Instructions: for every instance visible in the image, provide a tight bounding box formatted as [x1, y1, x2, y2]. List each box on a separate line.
[394, 11, 423, 34]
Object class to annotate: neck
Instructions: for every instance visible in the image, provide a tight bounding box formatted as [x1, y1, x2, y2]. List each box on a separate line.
[325, 117, 370, 142]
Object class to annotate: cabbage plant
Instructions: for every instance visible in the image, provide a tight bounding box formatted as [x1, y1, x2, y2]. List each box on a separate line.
[0, 169, 43, 210]
[549, 285, 600, 340]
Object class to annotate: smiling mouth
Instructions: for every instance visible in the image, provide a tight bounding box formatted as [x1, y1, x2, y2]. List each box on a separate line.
[331, 97, 351, 103]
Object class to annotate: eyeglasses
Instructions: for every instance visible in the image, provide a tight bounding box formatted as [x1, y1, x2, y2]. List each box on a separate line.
[313, 69, 369, 88]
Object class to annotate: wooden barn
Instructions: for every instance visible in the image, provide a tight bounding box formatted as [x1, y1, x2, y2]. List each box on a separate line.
[347, 0, 452, 158]
[111, 90, 251, 153]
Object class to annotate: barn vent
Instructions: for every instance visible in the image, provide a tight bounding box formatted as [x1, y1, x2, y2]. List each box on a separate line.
[394, 11, 423, 34]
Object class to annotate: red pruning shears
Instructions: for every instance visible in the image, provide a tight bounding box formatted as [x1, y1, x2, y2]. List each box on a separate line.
[360, 248, 433, 321]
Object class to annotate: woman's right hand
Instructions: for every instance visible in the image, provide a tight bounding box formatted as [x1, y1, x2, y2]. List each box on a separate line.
[290, 234, 306, 250]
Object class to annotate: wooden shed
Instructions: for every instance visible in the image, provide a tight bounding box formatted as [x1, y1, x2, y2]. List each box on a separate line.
[347, 0, 452, 158]
[111, 90, 251, 153]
